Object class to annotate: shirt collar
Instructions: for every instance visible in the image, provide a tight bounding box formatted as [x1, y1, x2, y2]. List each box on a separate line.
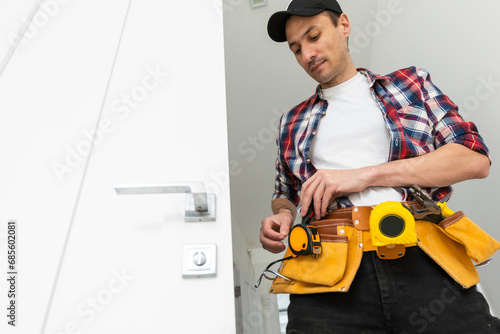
[313, 84, 324, 102]
[357, 68, 391, 87]
[313, 68, 391, 101]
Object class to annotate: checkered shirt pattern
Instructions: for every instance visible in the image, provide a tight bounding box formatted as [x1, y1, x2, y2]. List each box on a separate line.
[273, 66, 489, 209]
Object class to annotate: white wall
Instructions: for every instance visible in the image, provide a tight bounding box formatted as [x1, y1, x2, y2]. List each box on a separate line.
[370, 0, 500, 315]
[0, 1, 236, 333]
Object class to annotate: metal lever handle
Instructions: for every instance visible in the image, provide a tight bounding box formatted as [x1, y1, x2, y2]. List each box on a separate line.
[114, 182, 216, 222]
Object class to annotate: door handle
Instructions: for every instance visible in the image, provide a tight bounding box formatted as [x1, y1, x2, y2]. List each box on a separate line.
[114, 182, 216, 222]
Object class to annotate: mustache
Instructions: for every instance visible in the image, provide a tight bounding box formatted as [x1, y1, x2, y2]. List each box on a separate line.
[308, 58, 326, 71]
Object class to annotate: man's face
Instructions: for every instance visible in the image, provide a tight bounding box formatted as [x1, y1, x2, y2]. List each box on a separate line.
[285, 13, 352, 89]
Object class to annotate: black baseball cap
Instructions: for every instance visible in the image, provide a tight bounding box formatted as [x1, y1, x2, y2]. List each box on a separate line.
[267, 0, 343, 42]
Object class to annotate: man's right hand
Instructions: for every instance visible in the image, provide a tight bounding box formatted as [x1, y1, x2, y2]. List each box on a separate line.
[260, 211, 294, 253]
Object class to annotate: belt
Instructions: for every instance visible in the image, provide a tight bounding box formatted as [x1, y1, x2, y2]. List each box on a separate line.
[310, 202, 419, 259]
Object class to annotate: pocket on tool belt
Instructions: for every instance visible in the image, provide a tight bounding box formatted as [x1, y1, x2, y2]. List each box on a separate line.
[438, 211, 500, 264]
[279, 234, 348, 286]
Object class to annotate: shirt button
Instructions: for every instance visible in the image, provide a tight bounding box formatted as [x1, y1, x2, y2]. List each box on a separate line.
[306, 158, 311, 164]
[312, 131, 317, 136]
[322, 111, 326, 116]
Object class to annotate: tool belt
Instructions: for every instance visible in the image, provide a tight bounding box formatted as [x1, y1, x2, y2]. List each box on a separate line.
[267, 202, 500, 295]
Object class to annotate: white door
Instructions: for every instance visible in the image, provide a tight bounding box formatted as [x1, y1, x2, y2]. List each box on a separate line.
[0, 1, 236, 333]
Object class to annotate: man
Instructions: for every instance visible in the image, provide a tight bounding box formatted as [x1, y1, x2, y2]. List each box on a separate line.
[260, 0, 500, 332]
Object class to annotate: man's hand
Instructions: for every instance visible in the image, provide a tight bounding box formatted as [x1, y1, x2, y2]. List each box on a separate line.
[260, 210, 294, 253]
[300, 168, 370, 219]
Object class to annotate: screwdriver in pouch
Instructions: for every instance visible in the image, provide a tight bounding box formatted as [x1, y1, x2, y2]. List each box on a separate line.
[302, 204, 315, 225]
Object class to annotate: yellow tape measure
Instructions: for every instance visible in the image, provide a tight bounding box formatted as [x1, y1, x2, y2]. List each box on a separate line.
[289, 224, 322, 257]
[369, 201, 418, 247]
[288, 205, 322, 258]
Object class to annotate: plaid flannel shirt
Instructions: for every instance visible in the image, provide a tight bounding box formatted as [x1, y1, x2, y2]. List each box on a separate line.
[273, 66, 489, 209]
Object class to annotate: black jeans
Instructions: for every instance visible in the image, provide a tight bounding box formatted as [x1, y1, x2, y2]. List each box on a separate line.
[287, 247, 500, 333]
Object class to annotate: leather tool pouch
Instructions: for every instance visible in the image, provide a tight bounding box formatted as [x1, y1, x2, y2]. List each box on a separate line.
[278, 235, 347, 286]
[416, 211, 500, 288]
[439, 212, 500, 263]
[270, 211, 500, 294]
[270, 220, 364, 294]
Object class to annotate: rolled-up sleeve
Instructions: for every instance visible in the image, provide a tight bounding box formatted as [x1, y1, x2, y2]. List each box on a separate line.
[272, 149, 300, 207]
[433, 104, 489, 156]
[272, 113, 301, 206]
[419, 68, 489, 157]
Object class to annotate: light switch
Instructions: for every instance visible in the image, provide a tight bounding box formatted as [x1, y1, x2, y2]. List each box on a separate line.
[182, 244, 217, 278]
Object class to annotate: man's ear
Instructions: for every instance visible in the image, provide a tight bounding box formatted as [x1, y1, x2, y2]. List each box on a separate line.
[339, 13, 352, 37]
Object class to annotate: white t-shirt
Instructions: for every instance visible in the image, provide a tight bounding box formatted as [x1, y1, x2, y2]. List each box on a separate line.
[309, 73, 403, 206]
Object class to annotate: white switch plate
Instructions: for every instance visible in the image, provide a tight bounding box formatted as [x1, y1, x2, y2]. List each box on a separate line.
[182, 244, 217, 278]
